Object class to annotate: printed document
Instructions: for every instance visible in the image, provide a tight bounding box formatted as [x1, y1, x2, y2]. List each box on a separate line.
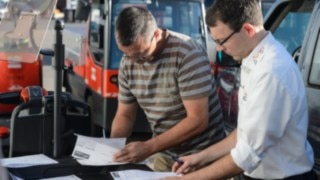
[72, 134, 127, 166]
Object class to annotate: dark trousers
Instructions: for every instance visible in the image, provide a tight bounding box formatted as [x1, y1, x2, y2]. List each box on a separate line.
[234, 169, 318, 180]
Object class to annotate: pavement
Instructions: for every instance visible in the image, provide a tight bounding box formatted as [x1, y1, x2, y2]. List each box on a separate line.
[42, 65, 55, 91]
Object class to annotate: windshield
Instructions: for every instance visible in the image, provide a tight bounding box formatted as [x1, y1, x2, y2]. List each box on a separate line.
[273, 12, 311, 54]
[271, 1, 314, 55]
[0, 0, 56, 63]
[0, 0, 7, 8]
[261, 0, 275, 16]
[107, 0, 204, 69]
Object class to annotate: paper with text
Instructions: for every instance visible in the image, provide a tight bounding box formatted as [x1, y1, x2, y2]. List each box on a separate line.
[72, 134, 127, 166]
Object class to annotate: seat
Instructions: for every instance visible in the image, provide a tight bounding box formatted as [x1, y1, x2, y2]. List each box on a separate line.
[9, 100, 45, 157]
[43, 94, 91, 155]
[9, 92, 91, 157]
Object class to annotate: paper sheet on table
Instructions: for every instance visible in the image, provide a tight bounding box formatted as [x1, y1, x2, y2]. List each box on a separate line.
[1, 154, 58, 168]
[110, 170, 180, 180]
[8, 173, 23, 180]
[72, 134, 127, 166]
[40, 175, 81, 180]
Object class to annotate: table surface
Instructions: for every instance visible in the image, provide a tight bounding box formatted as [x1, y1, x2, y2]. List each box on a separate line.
[7, 158, 152, 180]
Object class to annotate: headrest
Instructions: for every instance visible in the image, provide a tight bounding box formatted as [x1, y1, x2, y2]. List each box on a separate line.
[0, 126, 9, 139]
[20, 86, 48, 103]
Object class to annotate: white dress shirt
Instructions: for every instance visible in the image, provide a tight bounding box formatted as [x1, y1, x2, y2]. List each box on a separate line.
[230, 33, 314, 179]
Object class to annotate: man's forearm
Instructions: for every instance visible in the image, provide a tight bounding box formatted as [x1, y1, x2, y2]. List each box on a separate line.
[198, 130, 237, 164]
[145, 115, 208, 154]
[110, 117, 135, 138]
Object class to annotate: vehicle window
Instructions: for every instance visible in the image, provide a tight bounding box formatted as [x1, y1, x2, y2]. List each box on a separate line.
[309, 32, 320, 86]
[148, 2, 203, 41]
[89, 9, 101, 48]
[109, 0, 203, 69]
[88, 0, 104, 64]
[273, 12, 311, 55]
[261, 1, 275, 16]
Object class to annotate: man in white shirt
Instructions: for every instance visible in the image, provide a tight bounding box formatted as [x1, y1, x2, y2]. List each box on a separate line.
[166, 0, 316, 179]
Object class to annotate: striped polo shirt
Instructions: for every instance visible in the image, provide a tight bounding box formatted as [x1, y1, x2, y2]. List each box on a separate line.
[118, 30, 225, 156]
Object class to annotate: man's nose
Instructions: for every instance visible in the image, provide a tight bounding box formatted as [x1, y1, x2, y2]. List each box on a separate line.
[215, 43, 225, 51]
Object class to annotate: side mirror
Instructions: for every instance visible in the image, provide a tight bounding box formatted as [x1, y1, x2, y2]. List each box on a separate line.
[75, 0, 91, 21]
[292, 46, 301, 63]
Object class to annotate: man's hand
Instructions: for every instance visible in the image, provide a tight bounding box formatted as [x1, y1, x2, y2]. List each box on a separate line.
[112, 141, 152, 163]
[172, 153, 207, 174]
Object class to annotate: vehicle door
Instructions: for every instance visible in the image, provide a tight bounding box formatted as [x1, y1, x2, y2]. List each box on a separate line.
[298, 0, 320, 174]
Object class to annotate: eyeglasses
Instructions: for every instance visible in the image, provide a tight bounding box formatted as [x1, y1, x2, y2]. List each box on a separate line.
[213, 29, 239, 46]
[123, 34, 155, 63]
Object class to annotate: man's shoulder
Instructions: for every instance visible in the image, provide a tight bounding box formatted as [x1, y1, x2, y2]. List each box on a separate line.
[167, 30, 199, 46]
[166, 30, 207, 54]
[167, 30, 191, 40]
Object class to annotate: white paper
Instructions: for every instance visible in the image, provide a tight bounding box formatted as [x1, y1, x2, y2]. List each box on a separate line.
[110, 170, 180, 180]
[40, 175, 81, 180]
[1, 154, 58, 168]
[72, 134, 127, 166]
[8, 172, 23, 180]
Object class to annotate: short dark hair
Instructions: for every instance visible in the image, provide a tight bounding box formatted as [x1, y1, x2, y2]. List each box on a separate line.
[205, 0, 263, 31]
[115, 6, 157, 46]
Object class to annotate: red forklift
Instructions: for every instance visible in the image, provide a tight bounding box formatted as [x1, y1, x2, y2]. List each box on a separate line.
[0, 0, 57, 154]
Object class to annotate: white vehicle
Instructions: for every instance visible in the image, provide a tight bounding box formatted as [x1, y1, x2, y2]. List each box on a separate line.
[0, 0, 9, 20]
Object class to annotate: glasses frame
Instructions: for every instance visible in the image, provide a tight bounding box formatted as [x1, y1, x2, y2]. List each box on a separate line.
[123, 34, 155, 61]
[213, 28, 240, 46]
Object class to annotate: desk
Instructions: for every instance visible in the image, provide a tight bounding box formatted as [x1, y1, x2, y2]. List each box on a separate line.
[7, 158, 152, 180]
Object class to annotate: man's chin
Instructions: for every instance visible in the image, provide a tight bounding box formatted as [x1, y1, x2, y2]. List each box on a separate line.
[232, 56, 242, 62]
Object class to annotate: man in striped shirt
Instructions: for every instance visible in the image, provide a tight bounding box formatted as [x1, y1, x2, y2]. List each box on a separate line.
[111, 6, 225, 172]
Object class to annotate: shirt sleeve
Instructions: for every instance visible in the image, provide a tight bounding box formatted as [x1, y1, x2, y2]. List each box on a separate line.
[118, 59, 136, 104]
[177, 49, 213, 99]
[231, 72, 293, 173]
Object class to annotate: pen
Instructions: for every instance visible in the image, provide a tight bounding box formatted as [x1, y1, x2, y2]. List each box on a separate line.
[218, 51, 222, 62]
[171, 156, 184, 165]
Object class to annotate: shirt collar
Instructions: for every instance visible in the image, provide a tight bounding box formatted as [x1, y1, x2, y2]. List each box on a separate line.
[243, 32, 273, 66]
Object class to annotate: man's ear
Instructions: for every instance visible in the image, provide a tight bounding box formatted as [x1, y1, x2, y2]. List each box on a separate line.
[243, 23, 256, 37]
[154, 29, 161, 39]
